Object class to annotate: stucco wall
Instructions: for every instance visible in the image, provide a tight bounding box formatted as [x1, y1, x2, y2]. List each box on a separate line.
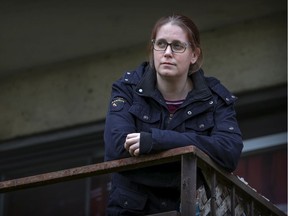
[0, 12, 286, 140]
[202, 13, 286, 92]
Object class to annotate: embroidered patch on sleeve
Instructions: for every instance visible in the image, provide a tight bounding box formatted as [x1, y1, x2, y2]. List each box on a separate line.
[110, 97, 126, 111]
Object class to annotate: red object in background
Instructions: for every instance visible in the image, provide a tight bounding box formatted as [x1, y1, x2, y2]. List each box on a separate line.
[234, 147, 287, 208]
[90, 174, 111, 216]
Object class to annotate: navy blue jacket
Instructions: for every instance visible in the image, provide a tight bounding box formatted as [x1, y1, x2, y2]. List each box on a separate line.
[104, 62, 243, 188]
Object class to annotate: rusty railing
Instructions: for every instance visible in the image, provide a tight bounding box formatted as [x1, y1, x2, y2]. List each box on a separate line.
[0, 146, 286, 216]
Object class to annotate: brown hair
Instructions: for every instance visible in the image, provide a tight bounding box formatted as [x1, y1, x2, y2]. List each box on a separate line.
[148, 14, 203, 74]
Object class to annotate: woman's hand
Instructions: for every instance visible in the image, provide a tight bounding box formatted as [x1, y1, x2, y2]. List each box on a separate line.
[124, 133, 140, 156]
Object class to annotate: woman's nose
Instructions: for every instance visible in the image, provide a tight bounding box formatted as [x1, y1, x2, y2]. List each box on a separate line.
[164, 44, 173, 56]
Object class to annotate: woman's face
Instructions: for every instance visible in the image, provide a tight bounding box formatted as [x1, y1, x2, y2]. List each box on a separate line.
[153, 23, 198, 79]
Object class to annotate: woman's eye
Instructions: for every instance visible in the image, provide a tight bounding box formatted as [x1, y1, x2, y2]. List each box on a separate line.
[156, 40, 167, 48]
[172, 42, 184, 50]
[157, 41, 165, 47]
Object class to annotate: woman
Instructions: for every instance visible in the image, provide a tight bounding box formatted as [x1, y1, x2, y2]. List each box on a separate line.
[104, 14, 243, 215]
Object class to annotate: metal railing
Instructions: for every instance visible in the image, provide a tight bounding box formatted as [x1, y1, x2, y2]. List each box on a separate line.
[0, 146, 286, 216]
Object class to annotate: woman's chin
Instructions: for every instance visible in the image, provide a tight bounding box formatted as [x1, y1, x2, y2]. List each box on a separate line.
[157, 69, 177, 77]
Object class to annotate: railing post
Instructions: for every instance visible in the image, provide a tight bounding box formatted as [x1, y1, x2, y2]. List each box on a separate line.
[180, 154, 197, 216]
[231, 185, 235, 216]
[250, 200, 254, 216]
[210, 171, 217, 216]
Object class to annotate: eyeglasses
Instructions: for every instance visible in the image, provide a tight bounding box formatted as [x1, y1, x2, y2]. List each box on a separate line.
[152, 39, 190, 53]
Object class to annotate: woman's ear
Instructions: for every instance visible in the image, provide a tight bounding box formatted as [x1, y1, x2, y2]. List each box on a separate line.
[191, 48, 200, 64]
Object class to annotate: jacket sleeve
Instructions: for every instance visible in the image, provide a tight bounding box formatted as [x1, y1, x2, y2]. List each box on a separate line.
[140, 88, 243, 172]
[104, 79, 137, 161]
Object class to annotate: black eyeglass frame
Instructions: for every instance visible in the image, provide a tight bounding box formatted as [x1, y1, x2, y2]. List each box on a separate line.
[151, 39, 191, 53]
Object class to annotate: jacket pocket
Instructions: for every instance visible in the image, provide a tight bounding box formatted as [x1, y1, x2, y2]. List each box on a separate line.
[216, 121, 242, 135]
[114, 187, 148, 211]
[185, 111, 214, 135]
[129, 103, 161, 132]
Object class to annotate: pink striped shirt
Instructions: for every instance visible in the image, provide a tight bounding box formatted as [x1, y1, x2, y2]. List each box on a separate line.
[165, 99, 185, 114]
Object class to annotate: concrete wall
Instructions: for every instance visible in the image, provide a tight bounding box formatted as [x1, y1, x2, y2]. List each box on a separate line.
[0, 12, 286, 140]
[202, 12, 286, 92]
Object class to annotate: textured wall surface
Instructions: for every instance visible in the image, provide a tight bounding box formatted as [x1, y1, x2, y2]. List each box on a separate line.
[0, 13, 286, 140]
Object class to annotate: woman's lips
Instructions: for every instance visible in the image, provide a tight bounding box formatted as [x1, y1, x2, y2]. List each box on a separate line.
[161, 62, 175, 66]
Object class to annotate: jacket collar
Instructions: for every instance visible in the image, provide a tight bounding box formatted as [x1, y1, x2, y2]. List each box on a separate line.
[135, 64, 157, 97]
[187, 69, 212, 102]
[135, 62, 212, 101]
